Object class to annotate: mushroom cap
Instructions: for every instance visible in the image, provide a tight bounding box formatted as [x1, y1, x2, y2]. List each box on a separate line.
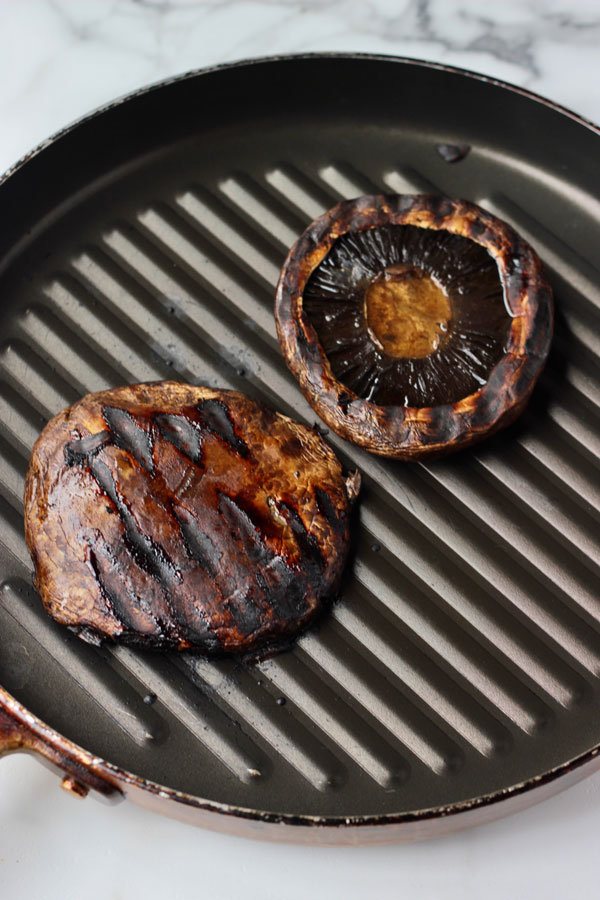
[275, 194, 553, 460]
[25, 382, 359, 655]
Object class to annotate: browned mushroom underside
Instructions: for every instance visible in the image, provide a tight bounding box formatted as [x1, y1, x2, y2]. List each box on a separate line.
[275, 194, 554, 460]
[24, 383, 359, 654]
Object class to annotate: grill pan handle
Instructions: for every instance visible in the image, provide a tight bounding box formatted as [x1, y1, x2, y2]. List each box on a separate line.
[0, 702, 122, 802]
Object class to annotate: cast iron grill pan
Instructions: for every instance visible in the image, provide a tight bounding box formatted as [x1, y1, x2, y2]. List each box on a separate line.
[0, 56, 599, 831]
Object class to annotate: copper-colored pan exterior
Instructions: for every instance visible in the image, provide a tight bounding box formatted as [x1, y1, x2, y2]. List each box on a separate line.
[0, 55, 599, 842]
[0, 690, 600, 846]
[3, 682, 600, 845]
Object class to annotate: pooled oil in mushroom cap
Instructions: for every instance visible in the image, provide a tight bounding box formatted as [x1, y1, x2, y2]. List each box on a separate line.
[303, 225, 511, 408]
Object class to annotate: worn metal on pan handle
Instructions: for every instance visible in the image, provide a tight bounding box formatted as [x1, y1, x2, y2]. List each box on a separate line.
[0, 693, 122, 802]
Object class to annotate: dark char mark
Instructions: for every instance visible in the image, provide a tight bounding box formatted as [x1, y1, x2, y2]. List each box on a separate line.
[64, 406, 156, 473]
[86, 545, 147, 633]
[222, 594, 262, 635]
[218, 493, 308, 622]
[154, 412, 204, 464]
[314, 487, 345, 538]
[262, 554, 310, 618]
[103, 406, 155, 473]
[217, 491, 265, 632]
[64, 430, 111, 466]
[195, 399, 249, 457]
[175, 506, 222, 577]
[278, 501, 325, 577]
[218, 493, 272, 567]
[90, 457, 181, 589]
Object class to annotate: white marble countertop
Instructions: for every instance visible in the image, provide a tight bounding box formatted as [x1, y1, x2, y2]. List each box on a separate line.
[0, 2, 599, 898]
[2, 0, 599, 177]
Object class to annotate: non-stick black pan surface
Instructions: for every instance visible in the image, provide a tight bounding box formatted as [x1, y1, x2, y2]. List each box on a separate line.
[0, 55, 599, 840]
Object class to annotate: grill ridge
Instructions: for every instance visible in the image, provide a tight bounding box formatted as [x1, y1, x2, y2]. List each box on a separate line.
[113, 647, 265, 783]
[133, 206, 277, 347]
[2, 580, 157, 747]
[0, 94, 598, 816]
[256, 651, 410, 788]
[0, 193, 592, 712]
[182, 655, 351, 789]
[349, 562, 549, 733]
[0, 321, 482, 784]
[0, 357, 475, 781]
[219, 162, 600, 494]
[330, 600, 509, 756]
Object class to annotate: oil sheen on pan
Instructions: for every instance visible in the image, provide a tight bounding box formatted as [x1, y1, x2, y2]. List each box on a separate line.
[24, 382, 360, 655]
[275, 194, 554, 460]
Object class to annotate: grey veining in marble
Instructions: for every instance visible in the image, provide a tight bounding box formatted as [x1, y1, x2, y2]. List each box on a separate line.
[0, 0, 598, 174]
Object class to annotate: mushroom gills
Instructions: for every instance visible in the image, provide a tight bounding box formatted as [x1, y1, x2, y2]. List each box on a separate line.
[303, 224, 511, 408]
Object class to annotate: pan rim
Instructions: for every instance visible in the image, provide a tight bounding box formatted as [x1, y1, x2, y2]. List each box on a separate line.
[2, 681, 600, 829]
[1, 51, 598, 191]
[1, 52, 599, 833]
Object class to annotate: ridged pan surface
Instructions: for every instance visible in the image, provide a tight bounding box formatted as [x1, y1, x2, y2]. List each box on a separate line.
[0, 56, 599, 821]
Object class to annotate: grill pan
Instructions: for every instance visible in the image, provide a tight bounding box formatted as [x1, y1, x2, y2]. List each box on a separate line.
[0, 54, 599, 844]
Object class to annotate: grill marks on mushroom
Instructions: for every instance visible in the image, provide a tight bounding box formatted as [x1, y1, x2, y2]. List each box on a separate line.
[303, 225, 510, 407]
[25, 383, 358, 654]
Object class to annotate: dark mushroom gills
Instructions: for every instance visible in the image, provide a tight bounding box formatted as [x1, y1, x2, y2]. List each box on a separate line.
[275, 194, 553, 460]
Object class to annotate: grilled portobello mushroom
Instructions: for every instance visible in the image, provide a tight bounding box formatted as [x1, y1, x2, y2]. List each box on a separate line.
[275, 194, 553, 460]
[24, 382, 360, 655]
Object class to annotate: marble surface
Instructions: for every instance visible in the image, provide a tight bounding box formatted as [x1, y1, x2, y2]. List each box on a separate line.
[0, 2, 599, 898]
[1, 0, 599, 177]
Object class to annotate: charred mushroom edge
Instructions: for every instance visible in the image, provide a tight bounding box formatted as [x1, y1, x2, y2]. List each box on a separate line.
[275, 194, 554, 460]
